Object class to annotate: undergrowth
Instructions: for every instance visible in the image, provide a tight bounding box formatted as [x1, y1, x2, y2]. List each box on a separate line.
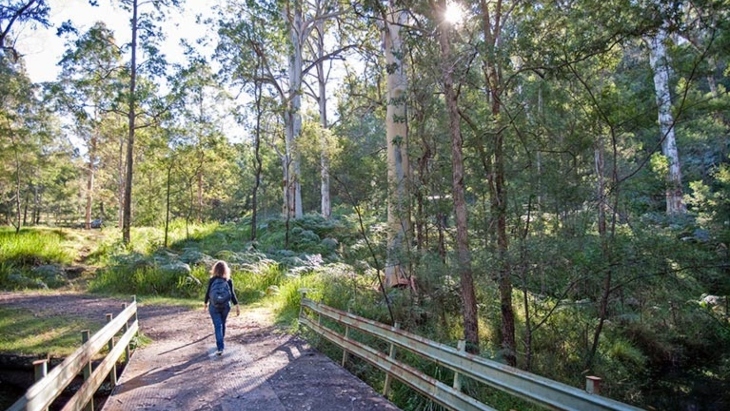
[0, 228, 75, 290]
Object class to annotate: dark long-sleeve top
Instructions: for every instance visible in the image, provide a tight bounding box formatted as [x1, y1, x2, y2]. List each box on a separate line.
[204, 277, 239, 305]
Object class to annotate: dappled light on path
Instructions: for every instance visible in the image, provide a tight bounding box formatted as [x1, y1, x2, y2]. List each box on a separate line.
[102, 305, 399, 410]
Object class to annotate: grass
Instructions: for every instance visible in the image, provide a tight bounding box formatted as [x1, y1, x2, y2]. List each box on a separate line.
[0, 228, 75, 267]
[0, 306, 104, 357]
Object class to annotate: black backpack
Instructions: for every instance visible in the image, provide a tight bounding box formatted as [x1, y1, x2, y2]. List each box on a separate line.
[209, 278, 232, 310]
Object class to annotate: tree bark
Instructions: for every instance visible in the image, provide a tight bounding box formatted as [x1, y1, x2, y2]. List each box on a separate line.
[118, 134, 125, 229]
[480, 0, 515, 366]
[284, 0, 304, 219]
[647, 25, 686, 216]
[383, 2, 411, 288]
[196, 92, 205, 223]
[85, 122, 98, 230]
[164, 162, 171, 247]
[437, 0, 479, 353]
[12, 130, 21, 233]
[122, 0, 139, 244]
[314, 18, 332, 219]
[251, 64, 263, 241]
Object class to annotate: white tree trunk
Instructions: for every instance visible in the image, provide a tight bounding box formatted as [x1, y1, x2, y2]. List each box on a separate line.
[315, 18, 331, 219]
[284, 0, 304, 219]
[384, 4, 410, 288]
[647, 26, 686, 215]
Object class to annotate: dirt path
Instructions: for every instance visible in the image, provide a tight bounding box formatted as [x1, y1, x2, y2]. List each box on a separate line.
[0, 292, 400, 411]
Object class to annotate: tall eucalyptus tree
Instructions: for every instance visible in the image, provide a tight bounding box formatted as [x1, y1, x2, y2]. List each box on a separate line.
[105, 0, 181, 244]
[433, 0, 479, 353]
[215, 0, 289, 219]
[644, 1, 685, 215]
[478, 0, 516, 366]
[55, 22, 123, 229]
[381, 1, 411, 288]
[217, 0, 351, 221]
[305, 0, 353, 219]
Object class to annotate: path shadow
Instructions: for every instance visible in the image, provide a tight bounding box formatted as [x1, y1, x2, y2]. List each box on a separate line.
[158, 335, 209, 356]
[112, 350, 210, 393]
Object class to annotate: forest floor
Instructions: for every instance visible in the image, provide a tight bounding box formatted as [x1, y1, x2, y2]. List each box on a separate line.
[0, 291, 401, 410]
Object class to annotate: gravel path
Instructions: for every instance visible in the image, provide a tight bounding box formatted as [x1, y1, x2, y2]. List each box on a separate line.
[0, 292, 400, 411]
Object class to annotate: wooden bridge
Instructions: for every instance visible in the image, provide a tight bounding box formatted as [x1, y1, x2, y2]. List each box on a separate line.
[7, 297, 398, 411]
[7, 295, 644, 411]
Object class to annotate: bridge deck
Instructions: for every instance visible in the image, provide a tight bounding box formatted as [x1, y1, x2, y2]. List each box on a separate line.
[101, 305, 399, 411]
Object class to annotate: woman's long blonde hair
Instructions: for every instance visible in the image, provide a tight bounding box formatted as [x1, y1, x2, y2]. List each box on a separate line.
[210, 260, 231, 280]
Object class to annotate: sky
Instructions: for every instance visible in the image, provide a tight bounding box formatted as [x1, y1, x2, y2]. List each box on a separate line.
[16, 0, 214, 84]
[13, 0, 346, 144]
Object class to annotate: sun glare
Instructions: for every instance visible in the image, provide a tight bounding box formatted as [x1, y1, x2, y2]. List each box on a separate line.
[444, 2, 464, 25]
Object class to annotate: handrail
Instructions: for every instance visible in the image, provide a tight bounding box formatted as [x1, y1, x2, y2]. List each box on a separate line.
[8, 298, 139, 411]
[299, 298, 644, 411]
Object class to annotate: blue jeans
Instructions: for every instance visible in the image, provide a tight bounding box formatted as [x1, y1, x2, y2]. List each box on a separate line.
[209, 304, 230, 351]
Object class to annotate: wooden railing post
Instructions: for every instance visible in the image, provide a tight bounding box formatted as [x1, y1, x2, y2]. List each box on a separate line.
[131, 295, 138, 359]
[132, 295, 138, 325]
[33, 359, 48, 382]
[33, 359, 49, 411]
[382, 322, 400, 397]
[121, 303, 130, 363]
[81, 330, 94, 411]
[453, 340, 466, 391]
[299, 292, 307, 319]
[106, 313, 117, 386]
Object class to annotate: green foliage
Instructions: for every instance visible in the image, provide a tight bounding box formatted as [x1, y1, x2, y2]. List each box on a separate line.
[688, 162, 730, 245]
[231, 261, 285, 303]
[91, 263, 204, 298]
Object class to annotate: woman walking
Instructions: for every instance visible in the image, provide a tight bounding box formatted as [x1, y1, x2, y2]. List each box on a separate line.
[204, 260, 240, 355]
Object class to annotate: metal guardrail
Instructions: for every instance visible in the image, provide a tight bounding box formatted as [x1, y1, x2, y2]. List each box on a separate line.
[299, 297, 643, 411]
[8, 297, 139, 411]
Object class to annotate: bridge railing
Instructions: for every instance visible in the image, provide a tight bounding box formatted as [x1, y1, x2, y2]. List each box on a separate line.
[8, 297, 139, 411]
[299, 297, 643, 411]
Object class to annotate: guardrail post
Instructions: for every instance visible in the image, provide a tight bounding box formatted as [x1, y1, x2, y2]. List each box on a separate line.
[106, 313, 117, 386]
[81, 330, 94, 411]
[33, 359, 49, 411]
[382, 322, 400, 397]
[585, 375, 602, 395]
[453, 340, 466, 391]
[341, 307, 351, 367]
